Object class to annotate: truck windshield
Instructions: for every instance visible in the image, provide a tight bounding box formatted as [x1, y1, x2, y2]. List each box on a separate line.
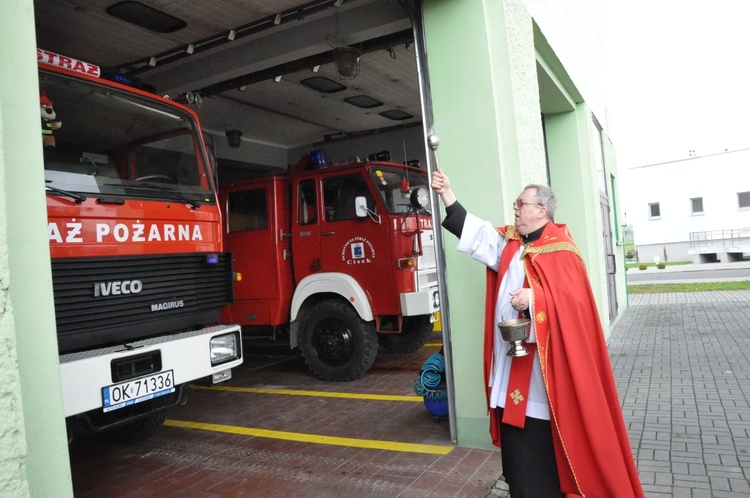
[368, 166, 429, 215]
[39, 70, 215, 205]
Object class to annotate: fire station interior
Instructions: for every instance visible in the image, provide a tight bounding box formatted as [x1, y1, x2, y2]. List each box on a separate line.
[34, 0, 501, 495]
[35, 0, 429, 176]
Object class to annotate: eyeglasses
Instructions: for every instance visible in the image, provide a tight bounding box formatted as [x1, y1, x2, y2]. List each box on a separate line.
[513, 200, 543, 209]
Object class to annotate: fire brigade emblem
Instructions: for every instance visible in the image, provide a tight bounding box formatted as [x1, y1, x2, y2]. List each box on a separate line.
[341, 237, 375, 265]
[351, 242, 365, 259]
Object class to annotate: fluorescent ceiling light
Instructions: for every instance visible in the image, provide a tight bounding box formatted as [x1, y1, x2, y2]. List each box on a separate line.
[344, 95, 384, 109]
[300, 77, 347, 93]
[379, 110, 413, 121]
[106, 1, 186, 33]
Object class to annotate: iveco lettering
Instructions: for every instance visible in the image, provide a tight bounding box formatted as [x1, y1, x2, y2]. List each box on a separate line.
[93, 280, 143, 297]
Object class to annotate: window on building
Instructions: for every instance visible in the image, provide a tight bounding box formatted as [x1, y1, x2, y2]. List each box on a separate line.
[739, 191, 750, 210]
[591, 117, 607, 196]
[648, 202, 661, 220]
[690, 197, 704, 215]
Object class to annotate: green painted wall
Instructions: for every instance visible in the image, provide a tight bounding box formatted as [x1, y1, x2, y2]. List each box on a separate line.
[422, 0, 619, 449]
[0, 104, 31, 496]
[0, 0, 74, 495]
[543, 106, 614, 331]
[423, 0, 548, 450]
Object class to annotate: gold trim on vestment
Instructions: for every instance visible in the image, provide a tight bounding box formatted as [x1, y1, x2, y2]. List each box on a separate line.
[523, 241, 584, 262]
[522, 237, 585, 496]
[494, 224, 588, 494]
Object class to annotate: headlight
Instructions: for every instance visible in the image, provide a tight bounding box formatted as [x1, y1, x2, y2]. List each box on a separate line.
[210, 332, 239, 366]
[410, 186, 430, 210]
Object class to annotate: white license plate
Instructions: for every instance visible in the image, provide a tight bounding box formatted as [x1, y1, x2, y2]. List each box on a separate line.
[102, 370, 175, 413]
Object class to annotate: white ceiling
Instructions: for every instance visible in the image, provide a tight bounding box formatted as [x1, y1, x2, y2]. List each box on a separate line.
[34, 0, 421, 149]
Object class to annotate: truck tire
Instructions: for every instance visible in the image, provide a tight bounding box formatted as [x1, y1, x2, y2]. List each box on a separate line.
[378, 315, 433, 353]
[299, 299, 378, 381]
[104, 410, 167, 444]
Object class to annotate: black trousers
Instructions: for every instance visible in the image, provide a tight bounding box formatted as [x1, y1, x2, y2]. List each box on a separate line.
[496, 408, 565, 498]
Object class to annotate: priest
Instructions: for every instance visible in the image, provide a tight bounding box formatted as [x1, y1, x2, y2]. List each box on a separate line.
[431, 170, 643, 498]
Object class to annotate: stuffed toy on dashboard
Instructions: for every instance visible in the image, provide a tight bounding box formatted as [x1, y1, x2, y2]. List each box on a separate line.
[41, 91, 62, 147]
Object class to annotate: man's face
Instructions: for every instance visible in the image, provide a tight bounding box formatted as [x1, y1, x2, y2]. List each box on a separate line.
[513, 188, 548, 235]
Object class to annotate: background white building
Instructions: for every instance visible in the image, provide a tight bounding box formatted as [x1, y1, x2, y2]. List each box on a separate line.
[625, 148, 750, 263]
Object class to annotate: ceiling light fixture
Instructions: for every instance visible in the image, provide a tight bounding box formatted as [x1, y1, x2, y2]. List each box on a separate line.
[106, 1, 187, 33]
[300, 77, 347, 93]
[379, 110, 413, 121]
[333, 46, 360, 80]
[344, 95, 383, 109]
[326, 8, 360, 80]
[226, 130, 243, 148]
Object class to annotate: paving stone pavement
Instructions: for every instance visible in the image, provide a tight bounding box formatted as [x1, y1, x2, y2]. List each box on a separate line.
[485, 290, 750, 498]
[609, 291, 750, 497]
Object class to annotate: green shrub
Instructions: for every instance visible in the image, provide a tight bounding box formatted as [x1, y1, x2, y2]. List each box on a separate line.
[656, 262, 666, 269]
[638, 264, 648, 270]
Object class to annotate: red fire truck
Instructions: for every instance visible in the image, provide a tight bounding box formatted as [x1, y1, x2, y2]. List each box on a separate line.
[38, 49, 243, 442]
[220, 154, 440, 381]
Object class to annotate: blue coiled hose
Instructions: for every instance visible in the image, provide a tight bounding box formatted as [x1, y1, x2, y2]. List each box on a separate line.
[414, 353, 446, 400]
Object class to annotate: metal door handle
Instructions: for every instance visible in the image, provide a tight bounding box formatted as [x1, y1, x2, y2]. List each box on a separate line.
[322, 231, 336, 236]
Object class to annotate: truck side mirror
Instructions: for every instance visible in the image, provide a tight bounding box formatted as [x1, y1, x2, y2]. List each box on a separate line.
[355, 196, 368, 217]
[355, 196, 381, 224]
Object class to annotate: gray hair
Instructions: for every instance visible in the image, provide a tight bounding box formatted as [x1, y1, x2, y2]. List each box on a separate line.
[525, 184, 557, 222]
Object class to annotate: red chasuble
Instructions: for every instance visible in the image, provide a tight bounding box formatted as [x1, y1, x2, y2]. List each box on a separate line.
[483, 223, 643, 498]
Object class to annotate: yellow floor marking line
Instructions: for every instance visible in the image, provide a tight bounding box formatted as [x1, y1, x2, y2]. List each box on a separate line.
[192, 384, 422, 402]
[424, 342, 443, 347]
[165, 419, 453, 455]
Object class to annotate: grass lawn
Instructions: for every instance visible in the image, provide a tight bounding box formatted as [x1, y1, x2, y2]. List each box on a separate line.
[628, 281, 750, 294]
[626, 258, 750, 293]
[626, 261, 692, 270]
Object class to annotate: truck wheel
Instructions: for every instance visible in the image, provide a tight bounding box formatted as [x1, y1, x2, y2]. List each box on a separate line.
[378, 315, 433, 353]
[104, 410, 166, 444]
[299, 300, 378, 381]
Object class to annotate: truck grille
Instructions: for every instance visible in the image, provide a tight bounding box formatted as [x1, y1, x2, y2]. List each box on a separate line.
[418, 270, 439, 290]
[51, 253, 233, 353]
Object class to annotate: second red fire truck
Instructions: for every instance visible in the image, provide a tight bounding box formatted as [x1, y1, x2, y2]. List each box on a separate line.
[220, 153, 440, 381]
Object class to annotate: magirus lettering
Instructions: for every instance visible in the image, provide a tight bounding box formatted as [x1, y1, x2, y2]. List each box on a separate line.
[93, 280, 143, 297]
[151, 300, 184, 312]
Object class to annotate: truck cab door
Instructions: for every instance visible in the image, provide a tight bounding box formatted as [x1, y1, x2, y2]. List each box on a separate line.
[222, 179, 293, 326]
[318, 172, 395, 315]
[291, 178, 323, 280]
